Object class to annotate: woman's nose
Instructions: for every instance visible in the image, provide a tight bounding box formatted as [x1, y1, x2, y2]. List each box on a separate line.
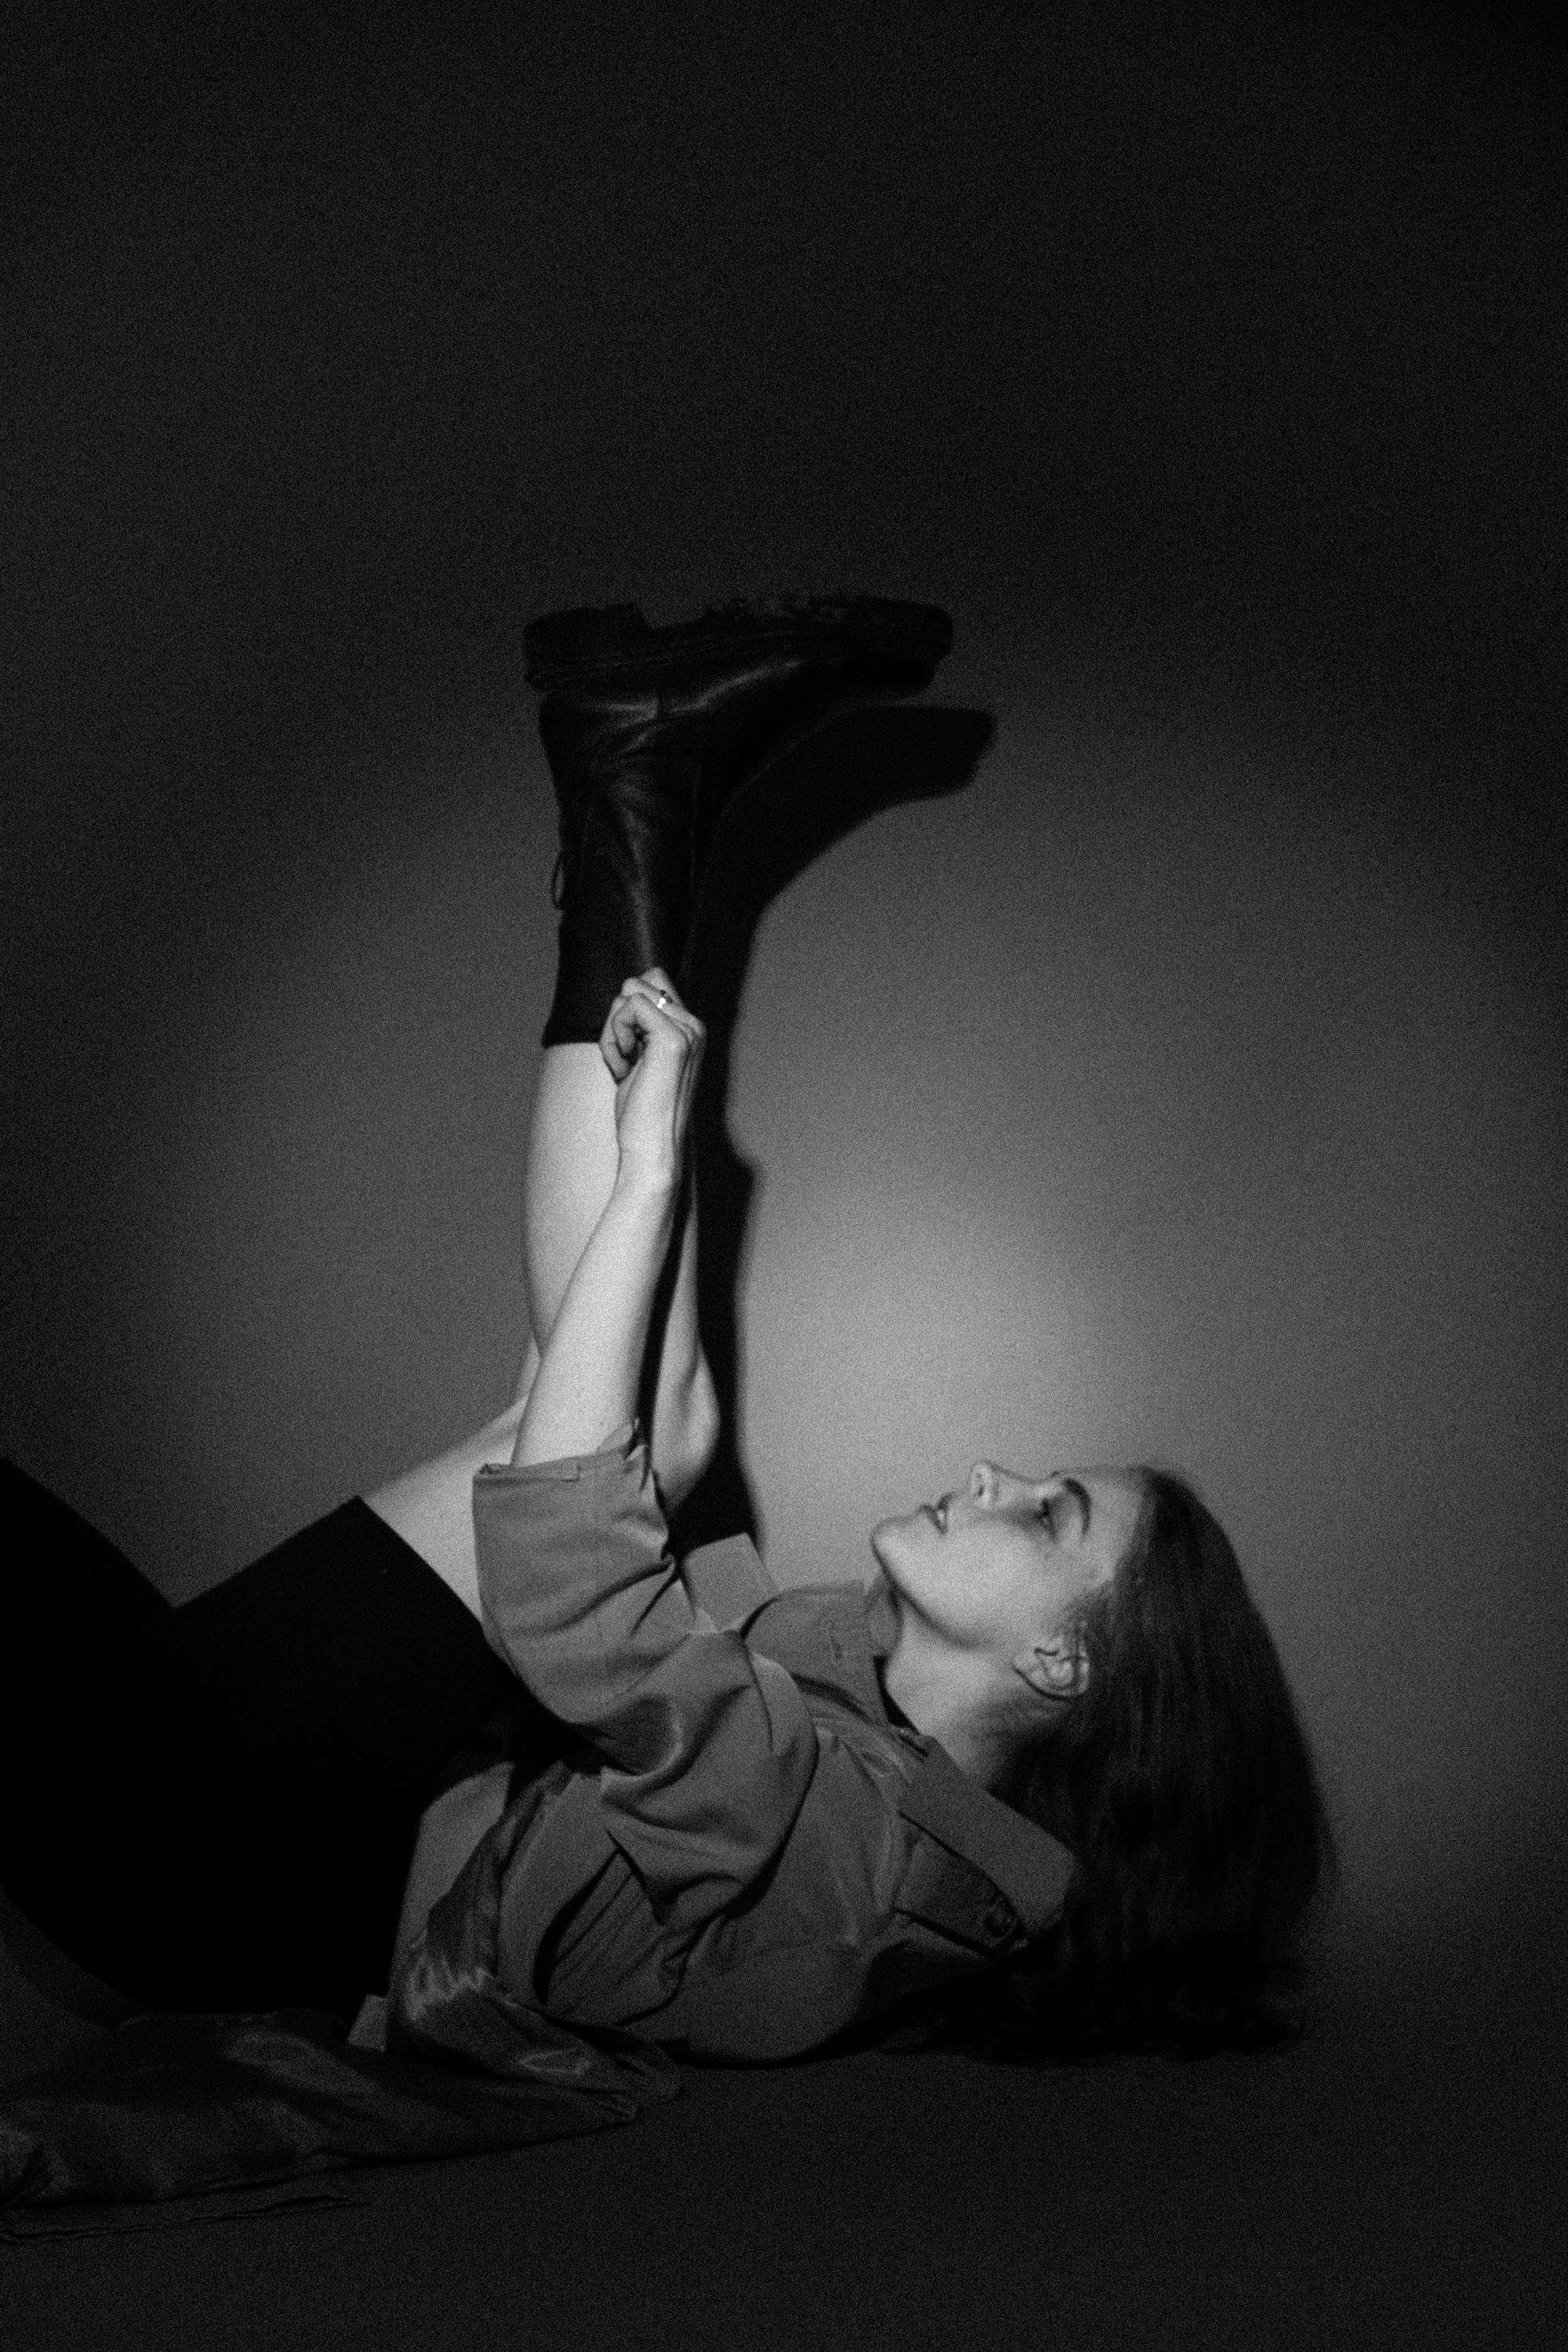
[969, 1461, 996, 1504]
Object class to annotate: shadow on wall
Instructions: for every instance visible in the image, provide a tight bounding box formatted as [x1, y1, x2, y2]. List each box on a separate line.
[672, 702, 996, 1555]
[2, 0, 1565, 2021]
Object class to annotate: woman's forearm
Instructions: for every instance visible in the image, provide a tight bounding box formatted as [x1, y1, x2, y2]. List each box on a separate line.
[510, 1165, 680, 1469]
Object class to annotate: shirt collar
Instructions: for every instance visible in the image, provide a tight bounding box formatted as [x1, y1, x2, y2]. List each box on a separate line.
[893, 1741, 1075, 1936]
[684, 1548, 1076, 1939]
[795, 1575, 1076, 1939]
[859, 1572, 1075, 1933]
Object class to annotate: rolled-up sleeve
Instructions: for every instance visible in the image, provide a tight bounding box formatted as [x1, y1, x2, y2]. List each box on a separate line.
[473, 1423, 818, 1921]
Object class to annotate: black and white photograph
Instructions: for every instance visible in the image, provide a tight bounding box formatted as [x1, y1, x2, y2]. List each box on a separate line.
[2, 2, 1564, 2343]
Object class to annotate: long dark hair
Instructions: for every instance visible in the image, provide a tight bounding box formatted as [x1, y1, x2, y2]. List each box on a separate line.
[884, 1469, 1337, 2063]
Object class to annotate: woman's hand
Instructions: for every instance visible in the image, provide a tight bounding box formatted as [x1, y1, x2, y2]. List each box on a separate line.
[600, 969, 706, 1193]
[512, 971, 701, 1473]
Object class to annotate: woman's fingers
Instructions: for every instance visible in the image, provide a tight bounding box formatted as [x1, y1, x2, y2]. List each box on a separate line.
[637, 966, 680, 1007]
[601, 983, 654, 1080]
[599, 969, 706, 1184]
[599, 971, 696, 1080]
[620, 968, 688, 1025]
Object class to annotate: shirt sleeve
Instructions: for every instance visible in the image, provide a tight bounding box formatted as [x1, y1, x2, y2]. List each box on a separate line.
[471, 1421, 819, 1921]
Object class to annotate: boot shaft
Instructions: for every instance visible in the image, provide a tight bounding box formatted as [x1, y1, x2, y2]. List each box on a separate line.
[528, 597, 954, 1045]
[539, 762, 701, 1049]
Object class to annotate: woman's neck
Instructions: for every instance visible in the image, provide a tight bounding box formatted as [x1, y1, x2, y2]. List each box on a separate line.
[880, 1620, 1017, 1789]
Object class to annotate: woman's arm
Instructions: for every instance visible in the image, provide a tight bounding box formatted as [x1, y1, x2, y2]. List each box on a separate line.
[364, 974, 708, 1623]
[513, 1023, 720, 1508]
[511, 975, 706, 1471]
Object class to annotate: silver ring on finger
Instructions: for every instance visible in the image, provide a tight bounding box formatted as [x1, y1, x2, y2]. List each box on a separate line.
[654, 991, 670, 1008]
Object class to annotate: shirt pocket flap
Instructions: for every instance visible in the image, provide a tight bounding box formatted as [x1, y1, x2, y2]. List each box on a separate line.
[893, 1831, 1020, 1951]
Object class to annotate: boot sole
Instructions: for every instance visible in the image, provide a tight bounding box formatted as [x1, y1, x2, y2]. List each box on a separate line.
[523, 595, 954, 694]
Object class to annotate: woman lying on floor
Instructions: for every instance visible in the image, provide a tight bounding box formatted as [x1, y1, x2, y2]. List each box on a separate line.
[1, 597, 1333, 2098]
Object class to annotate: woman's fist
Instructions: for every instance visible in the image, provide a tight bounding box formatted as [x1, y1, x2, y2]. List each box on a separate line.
[600, 969, 706, 1189]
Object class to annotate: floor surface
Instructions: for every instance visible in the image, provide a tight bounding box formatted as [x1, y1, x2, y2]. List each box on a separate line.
[3, 1889, 1563, 2352]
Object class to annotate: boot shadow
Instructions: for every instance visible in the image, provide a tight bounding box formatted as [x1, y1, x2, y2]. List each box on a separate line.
[669, 702, 995, 1560]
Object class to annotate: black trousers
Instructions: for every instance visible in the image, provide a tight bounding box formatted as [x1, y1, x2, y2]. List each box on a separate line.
[0, 1459, 520, 2020]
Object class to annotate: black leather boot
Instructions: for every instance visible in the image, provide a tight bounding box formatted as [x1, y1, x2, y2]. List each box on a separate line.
[527, 595, 953, 1045]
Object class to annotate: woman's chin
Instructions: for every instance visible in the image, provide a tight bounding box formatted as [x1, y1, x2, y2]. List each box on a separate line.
[869, 1519, 901, 1576]
[869, 1512, 921, 1580]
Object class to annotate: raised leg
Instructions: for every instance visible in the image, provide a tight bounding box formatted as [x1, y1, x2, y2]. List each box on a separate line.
[368, 596, 953, 1619]
[365, 1033, 718, 1621]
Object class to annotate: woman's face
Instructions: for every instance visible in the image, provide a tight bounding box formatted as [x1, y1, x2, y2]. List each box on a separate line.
[870, 1458, 1147, 1673]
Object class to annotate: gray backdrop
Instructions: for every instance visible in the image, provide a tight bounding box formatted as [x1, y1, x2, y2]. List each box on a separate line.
[5, 0, 1565, 2008]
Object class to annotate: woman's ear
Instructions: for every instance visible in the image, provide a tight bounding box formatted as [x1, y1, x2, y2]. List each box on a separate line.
[1014, 1636, 1089, 1701]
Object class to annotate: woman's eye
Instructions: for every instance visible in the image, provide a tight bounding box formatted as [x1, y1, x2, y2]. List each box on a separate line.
[1037, 1498, 1054, 1534]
